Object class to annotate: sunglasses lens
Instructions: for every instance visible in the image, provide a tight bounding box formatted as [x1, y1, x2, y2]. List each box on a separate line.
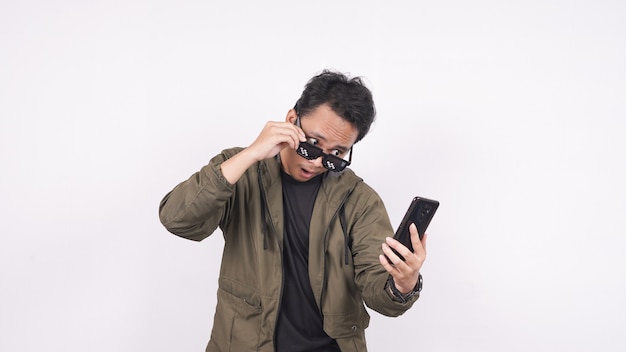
[323, 155, 350, 172]
[297, 142, 323, 160]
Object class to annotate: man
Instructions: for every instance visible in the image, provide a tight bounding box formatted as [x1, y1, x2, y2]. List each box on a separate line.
[159, 70, 427, 351]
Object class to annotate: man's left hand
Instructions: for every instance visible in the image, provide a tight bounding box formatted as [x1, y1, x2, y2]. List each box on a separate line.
[378, 223, 427, 294]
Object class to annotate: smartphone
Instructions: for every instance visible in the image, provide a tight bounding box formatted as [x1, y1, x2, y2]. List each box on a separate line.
[391, 196, 439, 260]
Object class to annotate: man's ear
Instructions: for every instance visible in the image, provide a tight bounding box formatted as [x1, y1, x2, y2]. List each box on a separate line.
[285, 109, 298, 124]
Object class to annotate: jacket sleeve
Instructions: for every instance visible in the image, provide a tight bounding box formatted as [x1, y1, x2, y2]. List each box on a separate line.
[349, 184, 420, 316]
[158, 148, 241, 241]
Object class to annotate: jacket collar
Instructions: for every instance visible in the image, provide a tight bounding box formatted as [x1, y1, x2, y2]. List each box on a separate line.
[257, 155, 363, 245]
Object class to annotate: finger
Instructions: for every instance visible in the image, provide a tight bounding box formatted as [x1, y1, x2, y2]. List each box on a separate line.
[270, 123, 303, 150]
[280, 130, 300, 150]
[284, 123, 306, 149]
[378, 254, 396, 273]
[293, 124, 306, 142]
[250, 122, 302, 158]
[385, 236, 413, 263]
[279, 123, 304, 148]
[381, 240, 408, 269]
[408, 223, 427, 257]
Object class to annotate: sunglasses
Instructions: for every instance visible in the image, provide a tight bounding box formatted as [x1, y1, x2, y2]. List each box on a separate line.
[295, 116, 353, 172]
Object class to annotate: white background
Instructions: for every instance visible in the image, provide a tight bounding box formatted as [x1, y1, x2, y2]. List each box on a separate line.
[1, 1, 625, 351]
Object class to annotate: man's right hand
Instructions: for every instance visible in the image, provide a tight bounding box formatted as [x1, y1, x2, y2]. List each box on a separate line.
[246, 121, 306, 162]
[220, 119, 305, 184]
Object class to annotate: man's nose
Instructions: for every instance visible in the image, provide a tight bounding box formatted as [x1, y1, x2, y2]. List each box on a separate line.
[311, 155, 324, 169]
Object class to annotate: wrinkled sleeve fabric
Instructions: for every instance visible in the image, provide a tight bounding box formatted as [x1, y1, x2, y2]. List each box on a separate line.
[158, 148, 242, 241]
[349, 183, 419, 317]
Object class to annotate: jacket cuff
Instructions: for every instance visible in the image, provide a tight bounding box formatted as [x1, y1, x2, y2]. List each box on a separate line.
[385, 275, 422, 304]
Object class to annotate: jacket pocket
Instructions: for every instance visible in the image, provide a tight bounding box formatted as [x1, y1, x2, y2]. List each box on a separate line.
[323, 308, 369, 352]
[323, 307, 370, 339]
[208, 284, 262, 352]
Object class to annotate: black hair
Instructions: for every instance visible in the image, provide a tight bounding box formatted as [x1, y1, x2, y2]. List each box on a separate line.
[294, 70, 376, 143]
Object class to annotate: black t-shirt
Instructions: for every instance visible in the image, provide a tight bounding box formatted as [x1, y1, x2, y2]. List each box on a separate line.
[275, 170, 340, 352]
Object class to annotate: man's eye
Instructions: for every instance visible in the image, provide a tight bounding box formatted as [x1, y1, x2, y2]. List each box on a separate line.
[330, 150, 341, 156]
[307, 138, 318, 145]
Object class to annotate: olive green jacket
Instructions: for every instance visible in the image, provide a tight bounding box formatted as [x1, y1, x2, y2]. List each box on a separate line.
[159, 147, 418, 351]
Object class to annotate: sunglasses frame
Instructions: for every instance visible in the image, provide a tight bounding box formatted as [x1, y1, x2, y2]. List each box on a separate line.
[295, 116, 353, 172]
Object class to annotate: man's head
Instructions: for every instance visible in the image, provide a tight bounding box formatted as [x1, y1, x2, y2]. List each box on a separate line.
[280, 70, 376, 181]
[293, 70, 376, 144]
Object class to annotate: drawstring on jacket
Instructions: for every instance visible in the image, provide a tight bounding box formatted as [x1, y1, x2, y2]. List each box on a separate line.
[258, 161, 356, 265]
[339, 204, 350, 265]
[337, 186, 357, 266]
[258, 166, 269, 250]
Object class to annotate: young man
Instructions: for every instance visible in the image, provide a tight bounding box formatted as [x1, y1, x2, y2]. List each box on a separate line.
[159, 70, 427, 352]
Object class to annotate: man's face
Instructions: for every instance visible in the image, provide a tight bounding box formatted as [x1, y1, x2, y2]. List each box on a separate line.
[280, 103, 358, 182]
